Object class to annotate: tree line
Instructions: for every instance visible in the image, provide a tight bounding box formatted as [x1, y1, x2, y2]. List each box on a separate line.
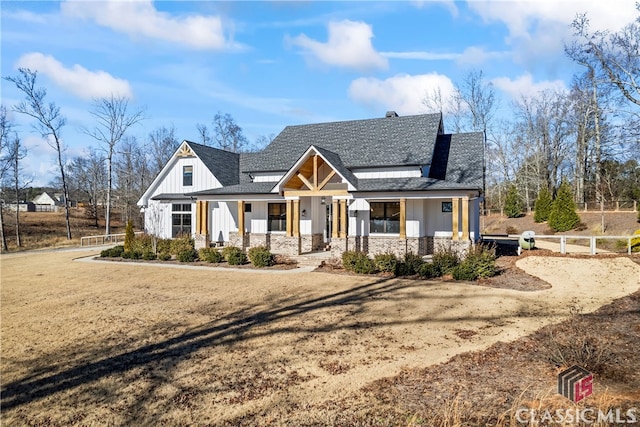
[423, 8, 640, 217]
[0, 69, 269, 250]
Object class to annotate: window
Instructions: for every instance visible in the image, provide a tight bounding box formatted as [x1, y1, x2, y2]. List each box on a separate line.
[442, 201, 452, 212]
[183, 165, 193, 186]
[268, 203, 286, 232]
[172, 203, 192, 237]
[370, 202, 400, 233]
[244, 203, 252, 213]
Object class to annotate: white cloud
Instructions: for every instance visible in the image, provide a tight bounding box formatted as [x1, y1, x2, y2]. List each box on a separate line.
[60, 0, 237, 50]
[411, 0, 458, 16]
[381, 47, 508, 65]
[348, 73, 456, 115]
[468, 1, 637, 39]
[289, 20, 388, 71]
[16, 52, 133, 100]
[492, 73, 567, 100]
[467, 1, 638, 71]
[456, 46, 509, 66]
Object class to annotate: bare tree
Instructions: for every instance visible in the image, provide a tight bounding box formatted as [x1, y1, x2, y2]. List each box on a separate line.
[0, 106, 12, 251]
[115, 136, 151, 226]
[212, 112, 248, 153]
[85, 95, 144, 235]
[8, 134, 29, 247]
[5, 69, 71, 239]
[569, 10, 640, 107]
[148, 125, 179, 176]
[68, 150, 107, 228]
[196, 123, 211, 146]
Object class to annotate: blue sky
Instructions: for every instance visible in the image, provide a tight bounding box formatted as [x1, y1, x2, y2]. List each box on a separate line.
[1, 0, 637, 186]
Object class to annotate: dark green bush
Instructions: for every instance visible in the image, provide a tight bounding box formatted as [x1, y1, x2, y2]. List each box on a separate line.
[373, 253, 398, 273]
[432, 246, 460, 275]
[124, 220, 135, 253]
[452, 262, 478, 281]
[341, 251, 360, 272]
[248, 246, 274, 267]
[199, 247, 223, 263]
[342, 251, 376, 274]
[548, 181, 581, 232]
[100, 245, 125, 258]
[452, 244, 497, 281]
[130, 250, 143, 260]
[156, 239, 172, 255]
[402, 252, 424, 276]
[225, 247, 247, 265]
[534, 187, 553, 223]
[353, 255, 376, 274]
[131, 233, 153, 253]
[121, 250, 132, 259]
[222, 245, 240, 261]
[418, 262, 440, 279]
[177, 248, 198, 262]
[158, 252, 172, 261]
[142, 251, 157, 260]
[171, 235, 195, 256]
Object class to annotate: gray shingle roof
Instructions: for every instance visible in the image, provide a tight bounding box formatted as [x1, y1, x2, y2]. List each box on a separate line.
[241, 113, 443, 172]
[187, 141, 240, 187]
[187, 182, 276, 196]
[175, 115, 482, 196]
[428, 132, 483, 187]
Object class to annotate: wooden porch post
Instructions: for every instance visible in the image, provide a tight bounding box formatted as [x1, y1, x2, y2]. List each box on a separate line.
[451, 198, 459, 241]
[286, 200, 293, 237]
[196, 201, 209, 235]
[293, 199, 300, 237]
[461, 197, 469, 241]
[339, 199, 347, 238]
[399, 198, 406, 239]
[238, 201, 245, 236]
[332, 199, 339, 238]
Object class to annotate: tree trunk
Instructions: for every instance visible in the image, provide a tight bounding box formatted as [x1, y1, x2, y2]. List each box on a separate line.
[14, 152, 21, 247]
[0, 203, 7, 252]
[592, 76, 602, 206]
[106, 149, 112, 236]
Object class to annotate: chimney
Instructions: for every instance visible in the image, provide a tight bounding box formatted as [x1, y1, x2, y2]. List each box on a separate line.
[385, 111, 399, 118]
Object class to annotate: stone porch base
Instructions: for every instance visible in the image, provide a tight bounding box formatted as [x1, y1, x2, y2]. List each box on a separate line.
[226, 232, 472, 259]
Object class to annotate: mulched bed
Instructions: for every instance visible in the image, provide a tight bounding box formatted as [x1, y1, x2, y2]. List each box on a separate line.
[93, 257, 300, 270]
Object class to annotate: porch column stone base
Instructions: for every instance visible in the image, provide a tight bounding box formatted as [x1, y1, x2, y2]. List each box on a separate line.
[194, 233, 209, 250]
[434, 237, 472, 259]
[301, 233, 324, 253]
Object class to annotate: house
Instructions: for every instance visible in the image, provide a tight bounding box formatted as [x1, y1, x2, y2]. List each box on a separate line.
[32, 192, 61, 212]
[137, 112, 484, 257]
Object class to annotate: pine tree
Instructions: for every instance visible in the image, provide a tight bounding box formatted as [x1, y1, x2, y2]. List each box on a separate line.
[504, 184, 523, 218]
[124, 220, 135, 253]
[533, 187, 553, 223]
[548, 181, 581, 232]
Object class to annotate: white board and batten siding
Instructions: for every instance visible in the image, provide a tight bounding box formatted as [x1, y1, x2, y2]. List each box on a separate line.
[252, 173, 284, 183]
[352, 166, 422, 179]
[142, 155, 222, 239]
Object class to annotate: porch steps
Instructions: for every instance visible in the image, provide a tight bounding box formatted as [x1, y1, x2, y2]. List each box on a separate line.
[295, 251, 335, 268]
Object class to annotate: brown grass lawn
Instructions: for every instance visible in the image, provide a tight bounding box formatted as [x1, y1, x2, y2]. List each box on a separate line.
[1, 249, 639, 426]
[1, 209, 126, 252]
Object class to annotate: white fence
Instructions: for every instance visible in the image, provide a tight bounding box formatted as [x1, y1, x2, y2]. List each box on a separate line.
[80, 231, 144, 247]
[505, 234, 637, 255]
